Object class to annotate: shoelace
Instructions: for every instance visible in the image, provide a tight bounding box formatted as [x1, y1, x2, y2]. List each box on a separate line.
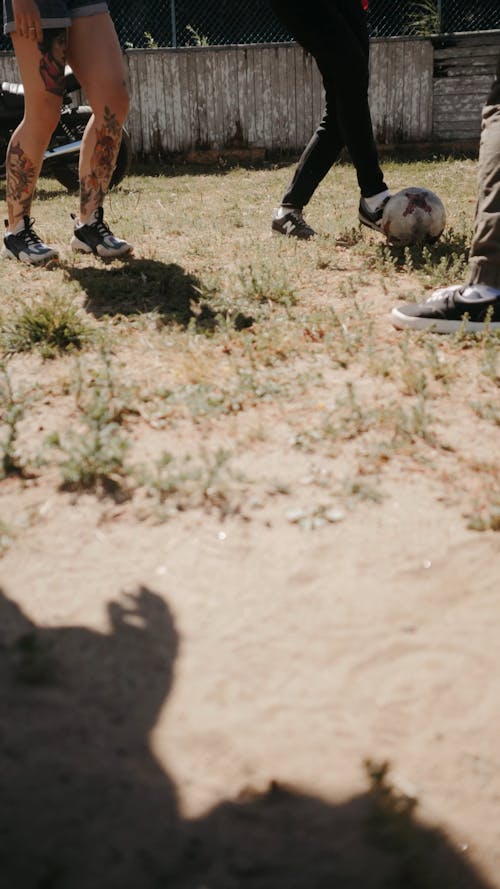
[95, 220, 113, 237]
[20, 218, 43, 247]
[289, 211, 310, 229]
[427, 286, 463, 303]
[90, 208, 114, 238]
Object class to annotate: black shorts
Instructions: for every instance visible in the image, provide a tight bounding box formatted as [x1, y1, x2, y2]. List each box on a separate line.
[3, 0, 109, 34]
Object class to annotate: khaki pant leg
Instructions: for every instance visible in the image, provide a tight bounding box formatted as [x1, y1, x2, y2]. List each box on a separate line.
[467, 66, 500, 289]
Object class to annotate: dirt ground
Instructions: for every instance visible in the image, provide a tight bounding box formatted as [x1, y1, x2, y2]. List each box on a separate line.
[1, 161, 500, 888]
[1, 477, 499, 888]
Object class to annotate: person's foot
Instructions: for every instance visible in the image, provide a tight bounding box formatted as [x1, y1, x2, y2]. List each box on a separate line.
[272, 207, 315, 240]
[391, 284, 500, 333]
[2, 217, 59, 265]
[358, 194, 391, 234]
[70, 208, 133, 259]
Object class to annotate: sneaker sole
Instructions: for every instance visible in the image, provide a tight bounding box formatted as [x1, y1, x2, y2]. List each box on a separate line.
[271, 226, 315, 240]
[70, 236, 133, 259]
[1, 245, 59, 265]
[358, 213, 383, 235]
[391, 306, 500, 333]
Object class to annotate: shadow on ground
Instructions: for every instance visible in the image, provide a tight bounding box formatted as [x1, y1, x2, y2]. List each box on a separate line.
[64, 259, 253, 332]
[0, 586, 493, 889]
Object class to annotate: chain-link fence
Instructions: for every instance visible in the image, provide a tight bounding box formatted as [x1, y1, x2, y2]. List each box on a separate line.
[109, 0, 500, 48]
[1, 0, 499, 52]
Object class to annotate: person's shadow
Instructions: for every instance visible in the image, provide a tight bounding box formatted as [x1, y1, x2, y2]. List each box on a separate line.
[64, 259, 254, 331]
[0, 586, 494, 889]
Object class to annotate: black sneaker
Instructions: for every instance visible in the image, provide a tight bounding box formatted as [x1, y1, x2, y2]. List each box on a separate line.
[358, 196, 390, 234]
[391, 285, 500, 333]
[2, 217, 59, 265]
[70, 207, 133, 259]
[272, 208, 315, 240]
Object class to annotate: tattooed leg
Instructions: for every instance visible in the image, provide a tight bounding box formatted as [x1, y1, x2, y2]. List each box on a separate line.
[6, 141, 38, 225]
[79, 106, 123, 222]
[6, 31, 65, 228]
[38, 29, 67, 97]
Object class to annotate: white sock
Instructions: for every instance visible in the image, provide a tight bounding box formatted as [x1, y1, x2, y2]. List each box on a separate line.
[364, 189, 391, 212]
[275, 205, 301, 219]
[464, 283, 500, 299]
[10, 218, 27, 236]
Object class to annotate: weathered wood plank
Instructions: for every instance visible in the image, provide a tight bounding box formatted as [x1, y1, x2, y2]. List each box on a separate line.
[237, 46, 253, 147]
[252, 47, 265, 146]
[370, 38, 434, 143]
[124, 53, 144, 155]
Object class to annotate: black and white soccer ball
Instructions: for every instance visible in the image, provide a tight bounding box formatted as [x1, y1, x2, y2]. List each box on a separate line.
[382, 187, 446, 246]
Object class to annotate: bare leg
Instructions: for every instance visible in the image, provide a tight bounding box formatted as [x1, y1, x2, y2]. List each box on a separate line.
[67, 13, 129, 223]
[6, 30, 65, 228]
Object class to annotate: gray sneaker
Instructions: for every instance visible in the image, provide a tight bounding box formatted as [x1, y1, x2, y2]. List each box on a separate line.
[272, 208, 315, 240]
[391, 285, 500, 333]
[2, 217, 59, 265]
[70, 207, 133, 259]
[358, 196, 390, 234]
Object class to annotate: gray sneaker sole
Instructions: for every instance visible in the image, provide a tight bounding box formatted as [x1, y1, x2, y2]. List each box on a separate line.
[391, 306, 500, 333]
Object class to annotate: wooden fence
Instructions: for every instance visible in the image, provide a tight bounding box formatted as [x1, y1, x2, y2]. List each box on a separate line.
[1, 30, 499, 157]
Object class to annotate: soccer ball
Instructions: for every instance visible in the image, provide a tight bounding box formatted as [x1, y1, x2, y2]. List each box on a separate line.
[381, 187, 446, 246]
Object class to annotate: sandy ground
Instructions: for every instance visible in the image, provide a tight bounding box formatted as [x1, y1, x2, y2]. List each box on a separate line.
[1, 160, 499, 888]
[1, 473, 499, 888]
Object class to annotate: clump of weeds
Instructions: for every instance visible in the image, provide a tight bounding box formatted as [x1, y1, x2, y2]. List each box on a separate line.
[47, 350, 134, 496]
[0, 294, 92, 358]
[0, 364, 31, 479]
[237, 263, 297, 310]
[138, 447, 240, 517]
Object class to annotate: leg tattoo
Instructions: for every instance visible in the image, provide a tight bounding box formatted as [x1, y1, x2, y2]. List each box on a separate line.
[38, 29, 67, 97]
[80, 106, 122, 220]
[6, 141, 37, 223]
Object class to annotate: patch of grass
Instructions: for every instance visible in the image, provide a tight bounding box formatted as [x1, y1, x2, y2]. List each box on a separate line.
[0, 364, 30, 479]
[0, 295, 91, 358]
[47, 350, 134, 495]
[138, 447, 239, 515]
[370, 226, 470, 287]
[0, 518, 14, 557]
[237, 263, 297, 309]
[49, 423, 131, 495]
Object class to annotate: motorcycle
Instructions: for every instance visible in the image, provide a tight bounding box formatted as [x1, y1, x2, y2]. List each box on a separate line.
[0, 67, 132, 193]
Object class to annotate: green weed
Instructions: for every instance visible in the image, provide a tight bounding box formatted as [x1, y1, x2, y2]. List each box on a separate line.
[0, 365, 29, 479]
[0, 295, 91, 358]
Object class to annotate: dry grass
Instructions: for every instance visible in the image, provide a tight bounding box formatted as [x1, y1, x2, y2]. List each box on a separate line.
[1, 156, 499, 543]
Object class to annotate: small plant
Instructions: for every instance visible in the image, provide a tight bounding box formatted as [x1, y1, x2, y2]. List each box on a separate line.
[237, 264, 297, 309]
[0, 296, 91, 358]
[334, 226, 364, 247]
[185, 24, 209, 46]
[0, 364, 29, 479]
[48, 351, 134, 494]
[323, 382, 374, 442]
[0, 518, 14, 557]
[49, 424, 131, 494]
[140, 447, 236, 513]
[397, 339, 428, 397]
[143, 31, 159, 49]
[407, 0, 440, 35]
[480, 327, 500, 383]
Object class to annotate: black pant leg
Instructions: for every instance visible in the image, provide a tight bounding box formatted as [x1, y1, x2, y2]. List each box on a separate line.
[272, 0, 386, 207]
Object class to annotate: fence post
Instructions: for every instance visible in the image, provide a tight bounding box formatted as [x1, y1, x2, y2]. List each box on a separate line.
[170, 0, 177, 47]
[437, 0, 442, 33]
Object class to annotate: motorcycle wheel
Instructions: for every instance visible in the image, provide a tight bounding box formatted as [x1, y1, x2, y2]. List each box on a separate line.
[47, 105, 132, 194]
